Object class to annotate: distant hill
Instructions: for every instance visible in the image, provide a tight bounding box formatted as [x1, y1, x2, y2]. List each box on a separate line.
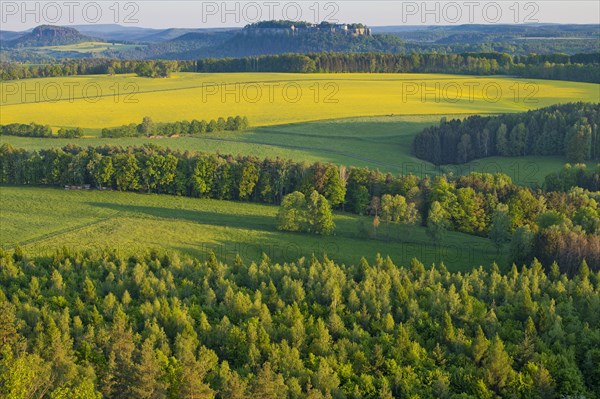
[145, 21, 599, 60]
[203, 30, 404, 58]
[0, 30, 25, 43]
[142, 27, 239, 42]
[71, 24, 163, 42]
[8, 25, 97, 47]
[385, 23, 600, 42]
[101, 30, 234, 60]
[70, 24, 240, 42]
[142, 28, 202, 42]
[142, 21, 399, 59]
[2, 22, 598, 60]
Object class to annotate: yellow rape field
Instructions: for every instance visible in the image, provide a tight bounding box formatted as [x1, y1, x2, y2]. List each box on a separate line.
[2, 72, 598, 129]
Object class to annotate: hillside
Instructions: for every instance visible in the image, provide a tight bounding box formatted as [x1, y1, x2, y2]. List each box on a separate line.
[70, 23, 165, 42]
[2, 22, 599, 60]
[0, 30, 23, 43]
[202, 31, 404, 59]
[71, 24, 240, 42]
[119, 22, 600, 59]
[386, 23, 600, 54]
[131, 21, 401, 60]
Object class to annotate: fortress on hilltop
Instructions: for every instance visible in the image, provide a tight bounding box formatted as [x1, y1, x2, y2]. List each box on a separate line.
[243, 20, 372, 36]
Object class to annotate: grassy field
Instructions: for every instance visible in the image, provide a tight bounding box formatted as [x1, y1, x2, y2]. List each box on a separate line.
[0, 114, 434, 169]
[0, 73, 587, 278]
[33, 42, 141, 54]
[2, 72, 598, 129]
[0, 114, 566, 185]
[0, 186, 505, 272]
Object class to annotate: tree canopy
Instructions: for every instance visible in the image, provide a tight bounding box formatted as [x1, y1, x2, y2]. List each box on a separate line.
[1, 249, 599, 398]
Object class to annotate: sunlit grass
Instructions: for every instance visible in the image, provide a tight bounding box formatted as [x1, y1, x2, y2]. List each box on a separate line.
[0, 186, 505, 271]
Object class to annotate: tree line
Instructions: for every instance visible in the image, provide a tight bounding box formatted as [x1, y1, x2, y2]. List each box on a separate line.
[100, 116, 249, 138]
[0, 59, 196, 80]
[2, 51, 598, 83]
[0, 115, 249, 139]
[196, 52, 600, 83]
[1, 248, 599, 398]
[412, 102, 600, 165]
[0, 143, 598, 273]
[0, 123, 82, 138]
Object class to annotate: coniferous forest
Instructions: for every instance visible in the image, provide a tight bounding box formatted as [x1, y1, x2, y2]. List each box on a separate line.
[412, 103, 600, 165]
[1, 249, 599, 398]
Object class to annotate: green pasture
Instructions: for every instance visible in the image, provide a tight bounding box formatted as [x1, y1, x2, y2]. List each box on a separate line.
[0, 114, 567, 185]
[0, 186, 505, 272]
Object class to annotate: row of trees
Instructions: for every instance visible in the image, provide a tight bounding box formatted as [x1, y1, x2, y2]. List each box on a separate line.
[196, 52, 600, 82]
[0, 122, 51, 137]
[198, 52, 512, 74]
[0, 117, 249, 139]
[100, 116, 249, 138]
[2, 51, 598, 82]
[0, 143, 598, 273]
[0, 123, 82, 138]
[1, 248, 599, 398]
[412, 102, 600, 165]
[0, 59, 196, 80]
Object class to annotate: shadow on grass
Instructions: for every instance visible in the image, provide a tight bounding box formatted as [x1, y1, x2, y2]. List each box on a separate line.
[86, 200, 504, 271]
[86, 201, 276, 232]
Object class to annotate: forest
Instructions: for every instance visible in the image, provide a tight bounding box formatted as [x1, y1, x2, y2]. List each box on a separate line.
[1, 248, 598, 398]
[0, 143, 598, 274]
[196, 52, 600, 83]
[1, 51, 598, 83]
[412, 103, 600, 165]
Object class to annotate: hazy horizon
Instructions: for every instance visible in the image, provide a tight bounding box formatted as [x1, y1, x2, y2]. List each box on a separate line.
[2, 1, 599, 31]
[3, 21, 600, 33]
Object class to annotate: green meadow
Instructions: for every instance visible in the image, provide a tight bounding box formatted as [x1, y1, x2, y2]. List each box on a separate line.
[33, 41, 141, 54]
[0, 186, 504, 272]
[0, 114, 568, 185]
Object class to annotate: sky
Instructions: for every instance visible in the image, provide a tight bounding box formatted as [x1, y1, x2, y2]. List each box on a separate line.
[1, 1, 599, 31]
